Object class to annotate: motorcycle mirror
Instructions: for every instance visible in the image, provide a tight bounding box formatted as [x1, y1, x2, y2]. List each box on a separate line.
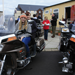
[59, 21, 65, 25]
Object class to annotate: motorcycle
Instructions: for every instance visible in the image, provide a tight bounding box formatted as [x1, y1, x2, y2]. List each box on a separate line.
[0, 16, 45, 75]
[58, 21, 75, 75]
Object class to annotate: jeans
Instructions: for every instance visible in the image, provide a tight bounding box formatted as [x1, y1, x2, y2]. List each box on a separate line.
[44, 29, 48, 40]
[22, 37, 31, 57]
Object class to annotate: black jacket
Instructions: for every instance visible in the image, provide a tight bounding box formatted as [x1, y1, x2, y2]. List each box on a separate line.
[31, 17, 40, 24]
[28, 20, 37, 38]
[69, 21, 75, 30]
[37, 16, 42, 20]
[51, 16, 57, 26]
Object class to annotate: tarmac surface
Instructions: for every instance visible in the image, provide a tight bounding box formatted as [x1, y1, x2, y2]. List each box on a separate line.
[16, 51, 71, 75]
[16, 33, 70, 75]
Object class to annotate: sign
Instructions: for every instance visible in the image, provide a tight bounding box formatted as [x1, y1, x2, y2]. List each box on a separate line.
[50, 9, 52, 12]
[71, 5, 75, 21]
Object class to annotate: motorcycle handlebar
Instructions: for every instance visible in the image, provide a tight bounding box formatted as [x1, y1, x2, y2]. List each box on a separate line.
[15, 29, 32, 36]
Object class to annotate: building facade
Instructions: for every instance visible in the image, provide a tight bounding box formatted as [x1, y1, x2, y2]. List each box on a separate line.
[44, 0, 75, 29]
[15, 4, 45, 20]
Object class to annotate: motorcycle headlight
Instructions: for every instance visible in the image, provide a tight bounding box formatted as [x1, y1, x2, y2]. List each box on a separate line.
[63, 60, 68, 63]
[0, 44, 4, 52]
[62, 28, 69, 32]
[63, 57, 68, 63]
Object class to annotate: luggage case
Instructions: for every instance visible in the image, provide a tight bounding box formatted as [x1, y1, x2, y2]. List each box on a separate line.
[36, 38, 45, 52]
[37, 25, 44, 37]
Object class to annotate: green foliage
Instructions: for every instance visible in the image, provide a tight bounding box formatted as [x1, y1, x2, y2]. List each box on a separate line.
[58, 30, 61, 33]
[50, 29, 52, 31]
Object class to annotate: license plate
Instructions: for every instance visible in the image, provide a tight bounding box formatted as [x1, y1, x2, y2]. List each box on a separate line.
[62, 28, 69, 32]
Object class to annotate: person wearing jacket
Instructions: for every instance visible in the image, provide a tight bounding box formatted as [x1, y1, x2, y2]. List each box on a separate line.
[25, 12, 37, 57]
[42, 16, 50, 40]
[51, 13, 57, 38]
[69, 19, 75, 30]
[15, 14, 32, 58]
[26, 12, 37, 38]
[31, 14, 40, 24]
[36, 13, 42, 21]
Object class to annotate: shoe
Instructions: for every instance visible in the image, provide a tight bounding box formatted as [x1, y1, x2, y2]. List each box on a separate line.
[45, 39, 47, 41]
[51, 36, 53, 37]
[31, 54, 36, 57]
[51, 36, 55, 38]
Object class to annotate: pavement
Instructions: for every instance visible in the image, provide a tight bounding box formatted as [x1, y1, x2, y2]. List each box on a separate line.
[41, 33, 60, 51]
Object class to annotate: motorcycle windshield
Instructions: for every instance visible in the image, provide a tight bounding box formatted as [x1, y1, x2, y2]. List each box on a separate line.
[0, 16, 15, 36]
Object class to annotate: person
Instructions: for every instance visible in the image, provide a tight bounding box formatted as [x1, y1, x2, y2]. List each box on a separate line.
[17, 16, 20, 23]
[25, 12, 37, 57]
[51, 13, 57, 38]
[15, 13, 32, 58]
[26, 12, 37, 38]
[36, 13, 42, 21]
[69, 19, 75, 30]
[31, 14, 40, 24]
[42, 16, 50, 40]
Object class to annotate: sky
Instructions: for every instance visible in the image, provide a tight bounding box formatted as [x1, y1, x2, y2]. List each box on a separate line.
[0, 0, 70, 15]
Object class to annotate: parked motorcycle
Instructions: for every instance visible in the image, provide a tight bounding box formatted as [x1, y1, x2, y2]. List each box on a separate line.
[0, 16, 45, 75]
[58, 21, 75, 75]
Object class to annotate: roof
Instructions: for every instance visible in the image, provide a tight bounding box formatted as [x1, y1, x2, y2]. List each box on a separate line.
[18, 4, 46, 11]
[16, 7, 20, 11]
[44, 0, 75, 9]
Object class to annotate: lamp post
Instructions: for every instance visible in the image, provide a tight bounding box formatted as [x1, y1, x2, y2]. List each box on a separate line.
[2, 0, 4, 23]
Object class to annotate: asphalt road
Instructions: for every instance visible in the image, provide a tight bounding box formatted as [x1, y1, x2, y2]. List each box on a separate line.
[16, 51, 71, 75]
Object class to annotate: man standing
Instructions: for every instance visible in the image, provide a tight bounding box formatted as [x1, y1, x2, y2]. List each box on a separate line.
[51, 13, 57, 38]
[36, 13, 42, 21]
[32, 14, 40, 24]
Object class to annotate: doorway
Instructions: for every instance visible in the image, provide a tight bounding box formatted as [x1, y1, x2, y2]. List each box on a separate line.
[65, 7, 71, 20]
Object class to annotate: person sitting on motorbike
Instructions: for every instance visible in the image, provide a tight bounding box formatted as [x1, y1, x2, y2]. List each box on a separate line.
[25, 12, 37, 38]
[15, 13, 32, 58]
[69, 19, 75, 30]
[25, 12, 37, 57]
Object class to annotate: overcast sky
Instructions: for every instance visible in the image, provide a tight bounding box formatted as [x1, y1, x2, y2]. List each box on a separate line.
[0, 0, 70, 15]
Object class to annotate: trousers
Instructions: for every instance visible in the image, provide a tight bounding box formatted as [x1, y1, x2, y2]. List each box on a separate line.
[22, 37, 31, 57]
[52, 26, 56, 37]
[44, 29, 48, 40]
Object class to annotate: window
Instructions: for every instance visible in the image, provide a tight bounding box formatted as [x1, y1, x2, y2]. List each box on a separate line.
[53, 9, 59, 19]
[24, 11, 26, 13]
[39, 11, 41, 13]
[45, 10, 49, 14]
[29, 11, 31, 13]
